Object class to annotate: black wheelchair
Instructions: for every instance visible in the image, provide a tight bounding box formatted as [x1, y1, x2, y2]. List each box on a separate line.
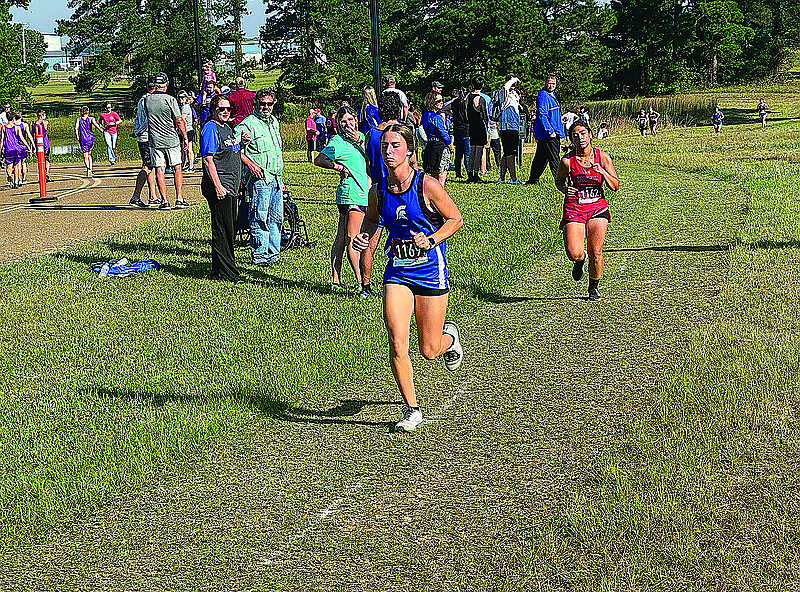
[235, 186, 315, 250]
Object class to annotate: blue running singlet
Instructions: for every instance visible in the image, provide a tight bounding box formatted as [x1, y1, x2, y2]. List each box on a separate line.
[381, 170, 448, 290]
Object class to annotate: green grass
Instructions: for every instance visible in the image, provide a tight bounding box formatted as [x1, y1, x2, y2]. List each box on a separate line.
[1, 79, 800, 588]
[0, 151, 553, 546]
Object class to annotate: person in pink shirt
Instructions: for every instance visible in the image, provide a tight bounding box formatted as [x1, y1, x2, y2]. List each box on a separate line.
[305, 108, 319, 162]
[227, 77, 256, 125]
[98, 101, 122, 165]
[200, 60, 216, 107]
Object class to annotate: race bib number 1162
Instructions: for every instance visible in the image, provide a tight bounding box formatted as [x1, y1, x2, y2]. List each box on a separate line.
[391, 238, 427, 267]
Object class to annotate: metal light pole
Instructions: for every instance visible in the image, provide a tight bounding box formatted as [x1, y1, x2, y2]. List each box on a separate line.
[20, 23, 28, 64]
[193, 0, 203, 92]
[368, 0, 380, 91]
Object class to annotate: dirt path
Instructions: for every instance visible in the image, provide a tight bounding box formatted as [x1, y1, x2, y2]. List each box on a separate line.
[0, 162, 202, 262]
[2, 147, 768, 591]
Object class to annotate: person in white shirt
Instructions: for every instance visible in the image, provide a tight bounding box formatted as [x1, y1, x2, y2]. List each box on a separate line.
[382, 75, 410, 124]
[0, 102, 10, 126]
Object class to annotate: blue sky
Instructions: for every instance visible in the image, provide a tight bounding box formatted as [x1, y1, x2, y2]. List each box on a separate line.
[12, 0, 267, 38]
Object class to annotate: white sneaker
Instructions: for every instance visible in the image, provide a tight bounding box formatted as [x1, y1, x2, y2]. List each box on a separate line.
[442, 321, 463, 371]
[394, 405, 423, 432]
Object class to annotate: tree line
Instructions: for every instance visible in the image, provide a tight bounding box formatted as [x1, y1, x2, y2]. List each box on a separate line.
[264, 0, 799, 101]
[4, 0, 799, 103]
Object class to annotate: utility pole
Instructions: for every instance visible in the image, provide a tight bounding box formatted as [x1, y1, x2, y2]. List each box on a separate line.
[193, 0, 203, 91]
[368, 0, 380, 91]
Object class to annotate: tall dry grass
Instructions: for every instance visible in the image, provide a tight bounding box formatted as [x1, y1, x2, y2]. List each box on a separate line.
[583, 95, 719, 134]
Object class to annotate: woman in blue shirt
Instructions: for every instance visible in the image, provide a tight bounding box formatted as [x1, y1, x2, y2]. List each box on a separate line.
[200, 95, 242, 283]
[421, 92, 455, 188]
[353, 124, 464, 432]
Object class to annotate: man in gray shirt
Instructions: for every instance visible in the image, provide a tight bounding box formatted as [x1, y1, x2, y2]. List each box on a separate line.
[145, 72, 188, 209]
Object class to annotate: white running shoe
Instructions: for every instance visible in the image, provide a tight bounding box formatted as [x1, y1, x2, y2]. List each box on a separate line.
[442, 321, 463, 371]
[394, 405, 423, 432]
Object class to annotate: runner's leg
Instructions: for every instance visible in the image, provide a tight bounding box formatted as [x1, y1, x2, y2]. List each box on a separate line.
[563, 222, 586, 262]
[414, 293, 453, 360]
[384, 283, 417, 406]
[346, 208, 365, 287]
[586, 216, 608, 280]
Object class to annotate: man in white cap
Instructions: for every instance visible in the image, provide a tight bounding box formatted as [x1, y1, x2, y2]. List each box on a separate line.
[145, 72, 188, 209]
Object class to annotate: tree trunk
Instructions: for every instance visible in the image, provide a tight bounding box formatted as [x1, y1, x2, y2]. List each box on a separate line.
[233, 3, 243, 77]
[711, 52, 717, 85]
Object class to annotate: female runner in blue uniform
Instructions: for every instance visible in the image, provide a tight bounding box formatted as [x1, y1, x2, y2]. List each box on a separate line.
[353, 124, 464, 432]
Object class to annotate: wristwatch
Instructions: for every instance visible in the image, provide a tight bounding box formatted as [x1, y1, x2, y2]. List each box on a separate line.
[428, 236, 436, 249]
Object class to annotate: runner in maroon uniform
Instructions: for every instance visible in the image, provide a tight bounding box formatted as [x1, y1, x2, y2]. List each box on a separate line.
[555, 120, 619, 301]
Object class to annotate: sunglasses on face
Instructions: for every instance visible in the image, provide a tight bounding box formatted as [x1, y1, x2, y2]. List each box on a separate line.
[217, 106, 231, 112]
[259, 101, 274, 107]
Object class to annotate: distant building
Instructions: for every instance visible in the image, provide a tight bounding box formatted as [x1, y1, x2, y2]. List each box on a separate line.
[219, 37, 299, 65]
[39, 33, 97, 72]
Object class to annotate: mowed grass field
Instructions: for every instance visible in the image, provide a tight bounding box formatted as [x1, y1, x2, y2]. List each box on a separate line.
[1, 81, 799, 589]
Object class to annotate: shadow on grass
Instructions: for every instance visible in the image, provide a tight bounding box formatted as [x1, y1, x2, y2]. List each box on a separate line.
[607, 240, 800, 253]
[605, 244, 730, 253]
[28, 204, 158, 211]
[458, 281, 586, 304]
[54, 237, 213, 280]
[243, 269, 339, 297]
[91, 386, 397, 429]
[53, 237, 335, 290]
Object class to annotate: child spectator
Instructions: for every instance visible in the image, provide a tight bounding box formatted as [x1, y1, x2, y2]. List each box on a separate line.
[200, 60, 216, 108]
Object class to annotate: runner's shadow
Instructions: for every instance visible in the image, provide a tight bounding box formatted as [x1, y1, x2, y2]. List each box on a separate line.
[91, 386, 397, 429]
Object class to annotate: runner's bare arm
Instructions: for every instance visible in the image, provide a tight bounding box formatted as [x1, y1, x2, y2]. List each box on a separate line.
[352, 185, 381, 252]
[595, 152, 619, 191]
[413, 174, 463, 249]
[554, 157, 572, 196]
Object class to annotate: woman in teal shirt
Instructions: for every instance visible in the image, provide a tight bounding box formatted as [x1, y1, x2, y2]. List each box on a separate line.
[314, 104, 370, 293]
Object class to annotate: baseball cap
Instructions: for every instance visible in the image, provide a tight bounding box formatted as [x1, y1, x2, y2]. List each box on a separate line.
[432, 80, 443, 89]
[153, 72, 169, 86]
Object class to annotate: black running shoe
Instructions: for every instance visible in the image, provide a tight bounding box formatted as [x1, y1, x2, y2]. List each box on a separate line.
[588, 286, 601, 301]
[572, 256, 586, 281]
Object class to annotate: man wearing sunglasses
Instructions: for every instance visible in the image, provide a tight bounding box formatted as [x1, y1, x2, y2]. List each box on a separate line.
[235, 88, 284, 267]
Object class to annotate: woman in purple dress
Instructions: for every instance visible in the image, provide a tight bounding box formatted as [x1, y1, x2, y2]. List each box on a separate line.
[0, 112, 30, 188]
[32, 110, 51, 182]
[75, 106, 104, 178]
[11, 112, 34, 185]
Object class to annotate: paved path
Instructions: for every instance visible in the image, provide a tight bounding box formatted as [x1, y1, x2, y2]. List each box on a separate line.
[0, 162, 202, 262]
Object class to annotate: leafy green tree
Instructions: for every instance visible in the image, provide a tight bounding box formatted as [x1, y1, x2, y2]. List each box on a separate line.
[605, 0, 692, 95]
[57, 0, 222, 94]
[0, 1, 48, 104]
[537, 0, 616, 99]
[691, 0, 754, 84]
